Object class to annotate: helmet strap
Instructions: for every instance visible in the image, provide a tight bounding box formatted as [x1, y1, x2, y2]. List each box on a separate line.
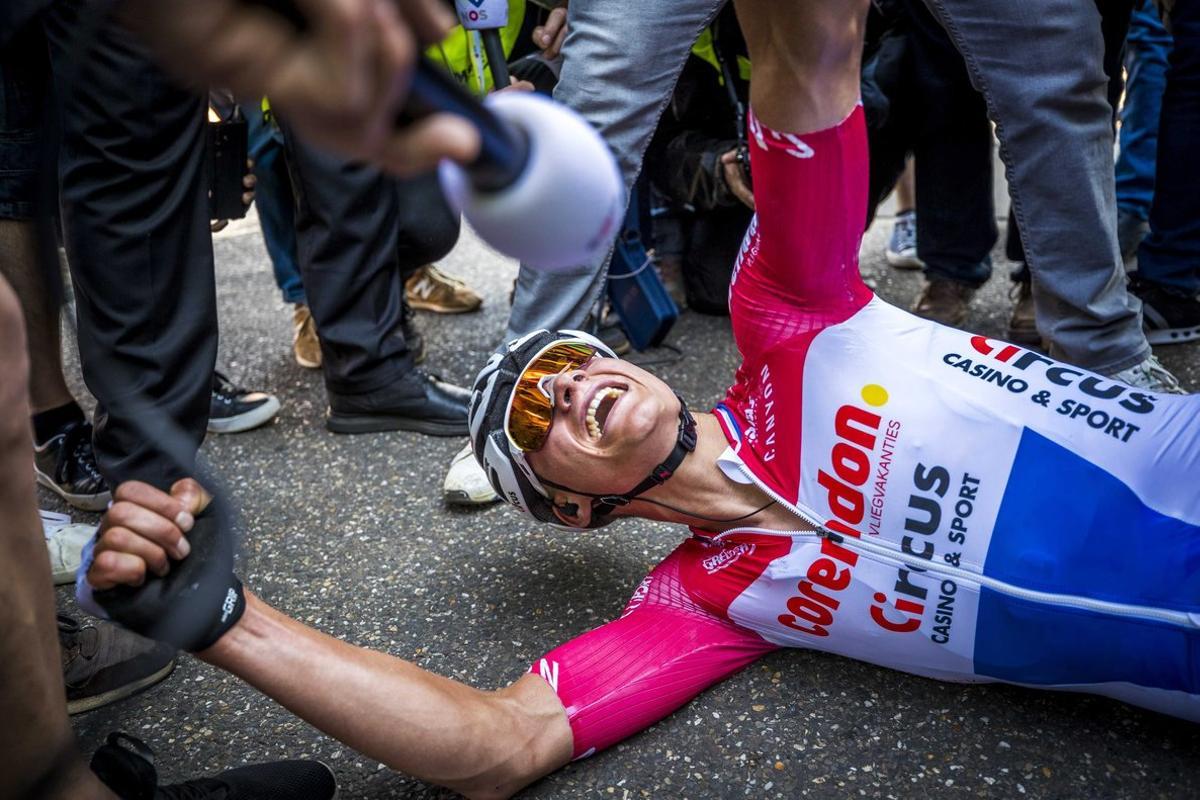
[541, 393, 697, 521]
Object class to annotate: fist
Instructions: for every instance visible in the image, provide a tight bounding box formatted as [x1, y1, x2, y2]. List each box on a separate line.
[88, 479, 211, 590]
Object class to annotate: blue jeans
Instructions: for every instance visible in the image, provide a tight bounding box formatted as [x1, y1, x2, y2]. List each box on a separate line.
[507, 0, 1148, 373]
[242, 103, 306, 305]
[505, 0, 724, 342]
[1116, 0, 1172, 223]
[1138, 0, 1200, 294]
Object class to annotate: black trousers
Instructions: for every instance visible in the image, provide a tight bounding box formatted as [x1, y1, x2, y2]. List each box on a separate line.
[42, 4, 215, 488]
[864, 0, 997, 288]
[281, 126, 460, 399]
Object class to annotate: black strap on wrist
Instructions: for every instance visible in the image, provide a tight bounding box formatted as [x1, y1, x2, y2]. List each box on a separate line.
[92, 506, 245, 652]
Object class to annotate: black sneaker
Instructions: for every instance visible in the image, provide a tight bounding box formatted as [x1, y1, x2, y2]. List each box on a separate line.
[208, 371, 282, 434]
[91, 732, 338, 799]
[1131, 276, 1200, 345]
[34, 420, 111, 511]
[59, 614, 176, 715]
[326, 368, 469, 436]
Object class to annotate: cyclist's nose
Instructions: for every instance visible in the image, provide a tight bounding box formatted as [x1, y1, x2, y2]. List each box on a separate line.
[553, 369, 589, 409]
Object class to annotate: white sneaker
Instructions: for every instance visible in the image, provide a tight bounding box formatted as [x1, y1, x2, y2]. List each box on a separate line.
[443, 443, 500, 506]
[1110, 354, 1186, 395]
[42, 513, 96, 585]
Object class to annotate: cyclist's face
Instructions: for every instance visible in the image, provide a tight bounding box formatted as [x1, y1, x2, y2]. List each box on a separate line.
[525, 356, 681, 494]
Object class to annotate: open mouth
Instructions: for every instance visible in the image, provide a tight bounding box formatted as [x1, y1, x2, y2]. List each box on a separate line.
[586, 386, 626, 440]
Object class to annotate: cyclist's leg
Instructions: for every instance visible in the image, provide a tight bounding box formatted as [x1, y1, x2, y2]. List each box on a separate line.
[734, 0, 868, 135]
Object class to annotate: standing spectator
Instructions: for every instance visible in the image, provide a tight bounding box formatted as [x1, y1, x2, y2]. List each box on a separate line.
[863, 0, 998, 329]
[0, 23, 177, 721]
[1115, 0, 1173, 261]
[239, 100, 323, 369]
[40, 3, 280, 491]
[1129, 0, 1200, 344]
[280, 127, 471, 436]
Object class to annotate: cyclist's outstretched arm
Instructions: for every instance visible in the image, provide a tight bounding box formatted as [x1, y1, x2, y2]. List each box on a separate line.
[201, 593, 572, 800]
[84, 482, 571, 800]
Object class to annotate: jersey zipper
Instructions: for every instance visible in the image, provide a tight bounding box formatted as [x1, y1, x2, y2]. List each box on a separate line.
[711, 463, 1200, 631]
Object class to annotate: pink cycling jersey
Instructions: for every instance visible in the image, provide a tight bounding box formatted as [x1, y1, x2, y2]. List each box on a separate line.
[532, 104, 1200, 760]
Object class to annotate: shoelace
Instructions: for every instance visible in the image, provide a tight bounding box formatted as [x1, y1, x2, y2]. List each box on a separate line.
[58, 422, 104, 486]
[212, 371, 244, 401]
[423, 264, 468, 290]
[1130, 355, 1183, 392]
[57, 614, 98, 674]
[892, 212, 917, 250]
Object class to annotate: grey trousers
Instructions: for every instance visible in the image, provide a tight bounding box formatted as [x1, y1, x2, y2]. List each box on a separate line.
[507, 0, 1150, 374]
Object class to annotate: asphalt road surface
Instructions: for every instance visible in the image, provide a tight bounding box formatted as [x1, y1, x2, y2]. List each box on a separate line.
[57, 214, 1200, 799]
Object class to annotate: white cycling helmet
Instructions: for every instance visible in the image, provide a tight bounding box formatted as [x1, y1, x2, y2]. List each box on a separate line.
[468, 329, 616, 527]
[469, 328, 699, 530]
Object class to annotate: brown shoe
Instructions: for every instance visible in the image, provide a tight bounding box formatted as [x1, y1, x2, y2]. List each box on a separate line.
[911, 277, 976, 328]
[1005, 279, 1042, 346]
[293, 304, 321, 369]
[405, 264, 482, 314]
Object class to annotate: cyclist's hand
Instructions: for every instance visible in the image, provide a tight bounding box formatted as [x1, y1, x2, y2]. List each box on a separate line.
[122, 0, 478, 174]
[87, 480, 210, 590]
[532, 4, 568, 60]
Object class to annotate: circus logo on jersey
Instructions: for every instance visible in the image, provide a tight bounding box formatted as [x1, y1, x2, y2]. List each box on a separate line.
[777, 385, 893, 638]
[967, 336, 1157, 415]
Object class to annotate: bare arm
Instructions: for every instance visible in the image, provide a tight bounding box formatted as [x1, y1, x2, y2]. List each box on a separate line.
[202, 594, 571, 799]
[87, 481, 571, 800]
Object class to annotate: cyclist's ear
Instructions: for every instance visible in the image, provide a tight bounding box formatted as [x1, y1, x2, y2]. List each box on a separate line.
[551, 492, 591, 528]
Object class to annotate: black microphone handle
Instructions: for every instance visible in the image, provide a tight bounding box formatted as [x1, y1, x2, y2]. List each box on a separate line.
[243, 0, 528, 191]
[480, 29, 512, 92]
[402, 58, 527, 191]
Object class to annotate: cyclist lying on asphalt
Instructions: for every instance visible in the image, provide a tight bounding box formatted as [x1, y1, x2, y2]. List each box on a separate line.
[79, 0, 1199, 797]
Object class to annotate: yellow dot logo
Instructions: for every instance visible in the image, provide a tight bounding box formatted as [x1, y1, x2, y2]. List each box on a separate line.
[861, 384, 889, 407]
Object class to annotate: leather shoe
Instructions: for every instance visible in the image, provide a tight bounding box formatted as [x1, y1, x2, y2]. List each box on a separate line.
[326, 369, 470, 436]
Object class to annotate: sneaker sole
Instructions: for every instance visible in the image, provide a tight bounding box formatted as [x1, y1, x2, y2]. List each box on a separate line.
[53, 566, 81, 585]
[207, 396, 282, 434]
[407, 298, 482, 314]
[886, 250, 924, 270]
[34, 470, 112, 512]
[443, 487, 502, 506]
[1146, 326, 1200, 346]
[295, 352, 322, 369]
[326, 414, 468, 436]
[67, 657, 176, 715]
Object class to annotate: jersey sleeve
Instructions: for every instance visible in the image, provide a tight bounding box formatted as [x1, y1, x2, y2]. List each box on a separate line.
[728, 104, 874, 362]
[529, 542, 778, 760]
